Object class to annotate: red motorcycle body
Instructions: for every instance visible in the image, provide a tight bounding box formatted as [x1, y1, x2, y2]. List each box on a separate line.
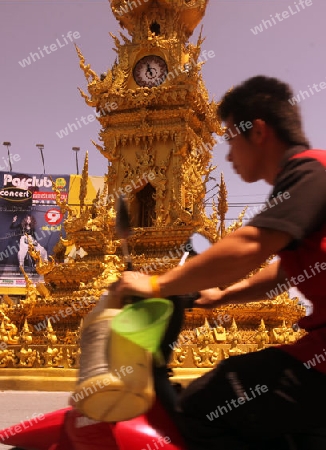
[0, 400, 186, 450]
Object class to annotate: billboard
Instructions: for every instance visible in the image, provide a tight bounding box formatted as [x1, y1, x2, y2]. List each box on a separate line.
[0, 172, 69, 290]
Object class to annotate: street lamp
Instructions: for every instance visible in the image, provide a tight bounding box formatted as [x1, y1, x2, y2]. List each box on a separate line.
[2, 142, 12, 171]
[72, 147, 80, 175]
[36, 144, 45, 174]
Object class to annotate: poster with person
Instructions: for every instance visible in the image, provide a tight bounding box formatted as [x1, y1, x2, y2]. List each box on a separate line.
[0, 171, 70, 288]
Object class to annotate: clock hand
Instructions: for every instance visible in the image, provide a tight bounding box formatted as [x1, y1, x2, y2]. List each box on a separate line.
[146, 63, 154, 77]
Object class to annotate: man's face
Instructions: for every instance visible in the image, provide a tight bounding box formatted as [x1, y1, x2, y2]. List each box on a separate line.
[224, 118, 264, 183]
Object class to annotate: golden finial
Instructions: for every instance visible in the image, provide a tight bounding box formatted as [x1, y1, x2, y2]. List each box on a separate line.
[91, 140, 107, 158]
[218, 173, 228, 238]
[79, 151, 89, 210]
[77, 87, 96, 107]
[23, 318, 30, 333]
[47, 318, 54, 333]
[74, 44, 99, 82]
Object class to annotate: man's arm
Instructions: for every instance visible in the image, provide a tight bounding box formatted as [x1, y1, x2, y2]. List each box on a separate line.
[195, 259, 287, 308]
[113, 225, 292, 300]
[158, 226, 291, 298]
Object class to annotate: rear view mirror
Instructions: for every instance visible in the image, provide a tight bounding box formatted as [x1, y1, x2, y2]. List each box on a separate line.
[178, 233, 212, 266]
[190, 233, 212, 254]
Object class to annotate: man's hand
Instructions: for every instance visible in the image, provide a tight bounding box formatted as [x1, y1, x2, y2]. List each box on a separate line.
[194, 287, 224, 309]
[109, 272, 154, 307]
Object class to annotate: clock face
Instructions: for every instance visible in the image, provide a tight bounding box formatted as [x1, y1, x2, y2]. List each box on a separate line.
[133, 55, 168, 88]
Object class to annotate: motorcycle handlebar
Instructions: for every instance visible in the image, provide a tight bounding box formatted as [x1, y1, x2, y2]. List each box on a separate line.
[168, 292, 201, 309]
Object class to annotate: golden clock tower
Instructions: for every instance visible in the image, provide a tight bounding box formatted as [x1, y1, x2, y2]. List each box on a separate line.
[76, 0, 224, 268]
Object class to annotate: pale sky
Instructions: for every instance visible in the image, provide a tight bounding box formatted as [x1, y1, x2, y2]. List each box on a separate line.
[1, 0, 325, 221]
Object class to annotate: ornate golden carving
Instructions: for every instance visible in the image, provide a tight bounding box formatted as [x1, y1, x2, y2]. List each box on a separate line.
[272, 319, 302, 345]
[27, 237, 55, 275]
[0, 348, 15, 368]
[75, 44, 99, 83]
[0, 312, 19, 344]
[169, 347, 188, 368]
[79, 151, 89, 210]
[254, 319, 270, 350]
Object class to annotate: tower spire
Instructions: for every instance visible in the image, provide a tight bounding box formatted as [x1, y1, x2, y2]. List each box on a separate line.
[109, 0, 209, 38]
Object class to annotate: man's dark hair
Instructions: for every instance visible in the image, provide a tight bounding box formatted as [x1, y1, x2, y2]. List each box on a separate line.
[218, 75, 310, 148]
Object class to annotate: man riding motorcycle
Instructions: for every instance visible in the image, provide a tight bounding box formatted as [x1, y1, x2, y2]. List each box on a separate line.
[110, 75, 326, 449]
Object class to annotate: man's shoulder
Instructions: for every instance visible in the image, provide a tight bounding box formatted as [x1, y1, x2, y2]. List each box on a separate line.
[278, 148, 326, 185]
[249, 148, 326, 242]
[290, 149, 326, 166]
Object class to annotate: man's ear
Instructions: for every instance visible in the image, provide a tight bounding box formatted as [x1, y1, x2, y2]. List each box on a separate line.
[250, 119, 268, 144]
